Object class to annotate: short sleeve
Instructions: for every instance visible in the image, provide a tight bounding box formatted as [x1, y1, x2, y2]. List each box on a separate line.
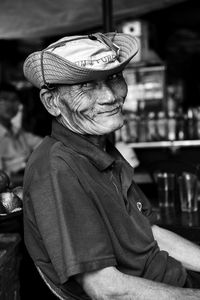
[25, 155, 116, 283]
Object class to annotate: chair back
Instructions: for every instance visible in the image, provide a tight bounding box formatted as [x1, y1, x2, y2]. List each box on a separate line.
[35, 265, 83, 300]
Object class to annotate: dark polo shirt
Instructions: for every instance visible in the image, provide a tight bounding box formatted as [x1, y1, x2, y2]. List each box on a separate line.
[23, 119, 187, 297]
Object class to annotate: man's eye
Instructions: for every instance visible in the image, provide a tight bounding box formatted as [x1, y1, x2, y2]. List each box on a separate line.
[81, 82, 93, 88]
[108, 73, 122, 81]
[82, 83, 89, 87]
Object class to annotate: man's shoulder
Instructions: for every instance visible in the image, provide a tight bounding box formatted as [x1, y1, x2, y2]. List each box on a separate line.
[26, 135, 80, 174]
[27, 135, 61, 165]
[23, 135, 85, 195]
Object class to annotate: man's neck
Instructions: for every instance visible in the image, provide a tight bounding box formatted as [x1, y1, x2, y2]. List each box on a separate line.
[57, 116, 108, 151]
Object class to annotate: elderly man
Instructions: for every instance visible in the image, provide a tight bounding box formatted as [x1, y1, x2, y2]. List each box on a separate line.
[23, 32, 200, 299]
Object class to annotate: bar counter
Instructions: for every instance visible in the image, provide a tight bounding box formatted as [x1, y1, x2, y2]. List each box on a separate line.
[136, 173, 200, 244]
[152, 203, 200, 244]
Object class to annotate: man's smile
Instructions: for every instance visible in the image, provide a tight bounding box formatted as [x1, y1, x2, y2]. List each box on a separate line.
[98, 105, 122, 116]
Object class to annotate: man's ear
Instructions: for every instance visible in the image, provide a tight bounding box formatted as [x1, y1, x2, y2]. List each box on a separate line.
[40, 89, 61, 117]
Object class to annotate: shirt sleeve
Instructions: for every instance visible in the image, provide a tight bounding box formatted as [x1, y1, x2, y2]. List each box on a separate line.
[26, 155, 117, 284]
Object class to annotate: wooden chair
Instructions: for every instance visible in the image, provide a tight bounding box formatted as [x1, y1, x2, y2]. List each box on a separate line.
[35, 265, 86, 300]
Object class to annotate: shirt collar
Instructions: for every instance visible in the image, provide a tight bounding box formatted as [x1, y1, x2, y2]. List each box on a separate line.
[51, 119, 116, 171]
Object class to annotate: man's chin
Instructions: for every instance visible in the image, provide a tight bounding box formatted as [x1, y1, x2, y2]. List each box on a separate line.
[75, 116, 124, 135]
[97, 121, 124, 135]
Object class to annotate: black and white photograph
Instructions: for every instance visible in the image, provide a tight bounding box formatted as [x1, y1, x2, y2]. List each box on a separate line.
[1, 0, 200, 299]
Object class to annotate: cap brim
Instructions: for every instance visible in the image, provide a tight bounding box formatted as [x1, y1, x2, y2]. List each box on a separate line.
[23, 32, 138, 89]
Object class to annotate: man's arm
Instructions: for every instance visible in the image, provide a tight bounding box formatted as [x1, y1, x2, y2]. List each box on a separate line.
[76, 266, 200, 300]
[152, 224, 200, 272]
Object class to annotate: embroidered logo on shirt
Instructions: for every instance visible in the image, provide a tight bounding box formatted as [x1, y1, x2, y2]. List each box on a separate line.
[137, 201, 142, 211]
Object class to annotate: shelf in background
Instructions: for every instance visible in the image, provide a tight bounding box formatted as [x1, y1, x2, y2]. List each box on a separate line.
[127, 140, 200, 149]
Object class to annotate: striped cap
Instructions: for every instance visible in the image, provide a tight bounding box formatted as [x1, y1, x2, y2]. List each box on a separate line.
[23, 32, 138, 89]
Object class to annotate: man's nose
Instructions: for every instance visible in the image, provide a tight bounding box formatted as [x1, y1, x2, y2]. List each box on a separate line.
[99, 83, 116, 105]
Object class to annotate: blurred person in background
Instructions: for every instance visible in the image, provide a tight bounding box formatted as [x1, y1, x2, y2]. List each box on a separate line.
[0, 84, 42, 184]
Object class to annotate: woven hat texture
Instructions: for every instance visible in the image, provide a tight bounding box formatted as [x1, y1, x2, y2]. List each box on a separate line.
[23, 32, 138, 89]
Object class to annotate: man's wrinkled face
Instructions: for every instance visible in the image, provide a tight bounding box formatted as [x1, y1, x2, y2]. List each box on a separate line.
[57, 72, 128, 135]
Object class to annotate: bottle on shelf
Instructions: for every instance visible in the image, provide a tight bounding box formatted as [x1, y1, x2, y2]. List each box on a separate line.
[137, 99, 148, 142]
[147, 111, 158, 141]
[167, 111, 177, 141]
[176, 107, 185, 140]
[137, 114, 148, 142]
[157, 111, 167, 141]
[126, 112, 138, 142]
[195, 107, 200, 139]
[186, 108, 196, 140]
